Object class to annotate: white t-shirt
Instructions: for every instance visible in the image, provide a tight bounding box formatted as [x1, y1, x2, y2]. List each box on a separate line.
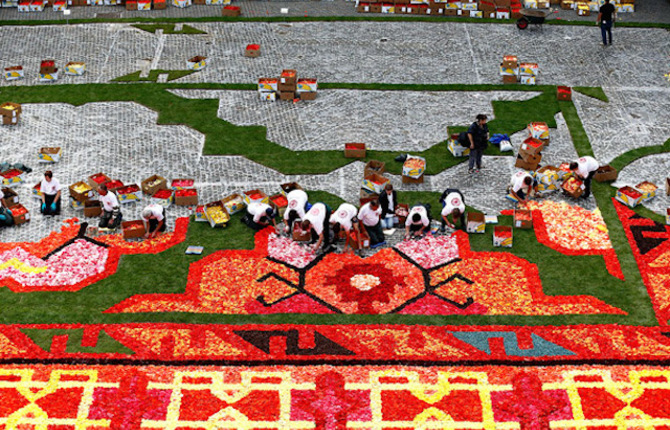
[41, 178, 61, 196]
[441, 192, 465, 217]
[248, 202, 273, 223]
[384, 191, 394, 214]
[142, 203, 164, 221]
[99, 192, 119, 212]
[330, 203, 358, 232]
[358, 202, 381, 227]
[576, 156, 599, 178]
[407, 205, 430, 227]
[511, 171, 533, 193]
[285, 189, 308, 221]
[304, 202, 327, 235]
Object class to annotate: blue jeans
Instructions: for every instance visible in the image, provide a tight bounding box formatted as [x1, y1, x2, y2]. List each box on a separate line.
[380, 215, 395, 229]
[468, 147, 483, 170]
[601, 21, 612, 45]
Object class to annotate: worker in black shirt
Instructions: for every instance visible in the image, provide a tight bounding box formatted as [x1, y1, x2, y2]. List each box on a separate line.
[598, 0, 616, 46]
[467, 114, 489, 174]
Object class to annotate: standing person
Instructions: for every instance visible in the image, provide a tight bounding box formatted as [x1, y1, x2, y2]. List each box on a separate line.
[439, 188, 466, 231]
[244, 202, 277, 231]
[302, 202, 332, 253]
[404, 205, 430, 239]
[141, 203, 167, 239]
[358, 200, 385, 247]
[570, 156, 600, 198]
[40, 171, 61, 216]
[598, 0, 616, 46]
[330, 202, 361, 253]
[283, 188, 309, 235]
[97, 183, 122, 230]
[378, 183, 397, 231]
[508, 171, 537, 205]
[467, 114, 489, 174]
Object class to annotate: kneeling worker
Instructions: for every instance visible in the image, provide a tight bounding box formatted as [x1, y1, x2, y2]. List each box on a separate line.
[440, 188, 466, 231]
[508, 171, 537, 205]
[284, 188, 309, 235]
[330, 202, 361, 253]
[245, 202, 277, 231]
[405, 205, 431, 239]
[141, 203, 167, 239]
[302, 202, 332, 252]
[98, 184, 122, 230]
[569, 155, 599, 198]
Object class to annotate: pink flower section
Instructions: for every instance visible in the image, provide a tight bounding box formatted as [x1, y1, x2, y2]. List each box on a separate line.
[0, 239, 108, 287]
[394, 235, 459, 269]
[268, 233, 317, 268]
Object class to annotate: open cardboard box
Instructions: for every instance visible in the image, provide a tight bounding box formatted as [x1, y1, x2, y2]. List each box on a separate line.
[344, 143, 366, 158]
[493, 225, 513, 247]
[466, 212, 485, 233]
[514, 209, 533, 229]
[141, 175, 167, 197]
[594, 165, 618, 182]
[175, 188, 198, 206]
[122, 220, 146, 240]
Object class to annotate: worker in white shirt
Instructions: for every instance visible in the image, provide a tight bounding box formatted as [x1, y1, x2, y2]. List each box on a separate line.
[358, 200, 385, 247]
[244, 202, 276, 231]
[40, 170, 62, 216]
[440, 188, 466, 231]
[97, 183, 122, 230]
[301, 202, 332, 252]
[284, 188, 309, 235]
[0, 189, 12, 228]
[141, 203, 167, 239]
[508, 171, 537, 205]
[330, 203, 361, 253]
[405, 205, 430, 239]
[569, 155, 599, 198]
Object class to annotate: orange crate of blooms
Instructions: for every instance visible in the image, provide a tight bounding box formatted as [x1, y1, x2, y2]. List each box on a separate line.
[561, 176, 584, 199]
[615, 186, 643, 208]
[514, 209, 533, 229]
[344, 143, 366, 158]
[493, 225, 513, 247]
[634, 181, 658, 202]
[122, 220, 146, 240]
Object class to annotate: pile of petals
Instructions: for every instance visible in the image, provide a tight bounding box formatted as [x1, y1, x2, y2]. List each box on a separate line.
[268, 233, 317, 268]
[394, 234, 459, 269]
[526, 200, 612, 250]
[0, 239, 108, 287]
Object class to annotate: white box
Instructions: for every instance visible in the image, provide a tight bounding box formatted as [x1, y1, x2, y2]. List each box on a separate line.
[469, 9, 482, 16]
[259, 91, 276, 101]
[447, 139, 470, 157]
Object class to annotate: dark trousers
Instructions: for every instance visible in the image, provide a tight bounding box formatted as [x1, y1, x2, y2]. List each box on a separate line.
[148, 209, 167, 233]
[41, 193, 61, 216]
[309, 206, 332, 246]
[364, 222, 385, 245]
[242, 214, 269, 231]
[468, 147, 484, 169]
[583, 171, 596, 198]
[601, 21, 613, 45]
[100, 210, 122, 229]
[440, 200, 465, 230]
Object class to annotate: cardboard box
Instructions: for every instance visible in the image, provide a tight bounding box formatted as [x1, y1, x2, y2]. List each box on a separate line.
[269, 193, 288, 217]
[520, 76, 536, 86]
[18, 1, 30, 11]
[1, 169, 24, 187]
[0, 102, 22, 117]
[493, 226, 513, 247]
[557, 86, 572, 101]
[4, 66, 24, 81]
[122, 220, 146, 240]
[175, 188, 198, 206]
[151, 189, 174, 209]
[359, 189, 379, 206]
[502, 75, 518, 84]
[299, 92, 317, 101]
[443, 7, 458, 14]
[222, 193, 246, 214]
[615, 186, 642, 208]
[280, 182, 303, 195]
[245, 44, 261, 58]
[194, 205, 207, 222]
[116, 184, 142, 204]
[204, 201, 230, 228]
[496, 7, 510, 18]
[364, 160, 386, 177]
[370, 3, 382, 11]
[141, 175, 167, 197]
[496, 0, 511, 6]
[258, 78, 278, 92]
[448, 138, 470, 157]
[403, 155, 426, 179]
[126, 0, 138, 9]
[243, 189, 269, 205]
[514, 209, 533, 229]
[617, 3, 634, 12]
[29, 0, 44, 11]
[500, 66, 519, 78]
[518, 63, 539, 77]
[260, 92, 277, 102]
[279, 91, 295, 101]
[520, 137, 545, 157]
[32, 182, 43, 199]
[469, 9, 483, 16]
[64, 62, 86, 76]
[347, 227, 371, 250]
[635, 181, 658, 202]
[517, 148, 542, 165]
[1, 188, 18, 207]
[535, 166, 560, 193]
[594, 165, 618, 182]
[277, 82, 297, 92]
[105, 180, 124, 194]
[69, 181, 93, 202]
[402, 174, 424, 184]
[357, 2, 370, 11]
[153, 0, 166, 9]
[187, 56, 207, 71]
[362, 173, 390, 194]
[40, 70, 59, 82]
[84, 200, 102, 218]
[171, 178, 195, 190]
[345, 143, 366, 158]
[577, 4, 590, 14]
[514, 154, 540, 171]
[297, 79, 318, 93]
[9, 204, 29, 225]
[38, 147, 62, 163]
[562, 176, 585, 199]
[466, 212, 485, 233]
[70, 197, 85, 211]
[292, 223, 312, 242]
[88, 172, 111, 190]
[280, 69, 298, 85]
[527, 122, 549, 141]
[561, 0, 574, 8]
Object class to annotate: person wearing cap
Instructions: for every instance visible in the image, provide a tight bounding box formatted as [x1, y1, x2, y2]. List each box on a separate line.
[245, 202, 277, 231]
[40, 170, 61, 216]
[141, 203, 167, 239]
[283, 188, 309, 235]
[467, 114, 489, 174]
[508, 171, 537, 205]
[330, 202, 361, 253]
[98, 183, 122, 230]
[440, 188, 466, 231]
[302, 202, 332, 252]
[378, 183, 397, 231]
[358, 199, 385, 247]
[570, 156, 599, 198]
[405, 205, 431, 239]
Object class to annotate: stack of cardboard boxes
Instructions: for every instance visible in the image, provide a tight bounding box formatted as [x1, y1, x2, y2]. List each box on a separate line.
[560, 0, 634, 15]
[1, 187, 29, 225]
[500, 56, 539, 85]
[258, 70, 317, 102]
[357, 0, 519, 18]
[515, 122, 549, 171]
[0, 102, 21, 126]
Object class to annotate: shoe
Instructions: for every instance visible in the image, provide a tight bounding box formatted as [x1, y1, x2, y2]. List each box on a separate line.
[468, 169, 475, 174]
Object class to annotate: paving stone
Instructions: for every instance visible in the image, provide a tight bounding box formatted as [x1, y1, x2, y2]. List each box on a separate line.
[614, 153, 670, 217]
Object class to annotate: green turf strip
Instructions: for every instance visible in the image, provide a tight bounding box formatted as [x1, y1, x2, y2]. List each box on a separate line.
[132, 23, 206, 34]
